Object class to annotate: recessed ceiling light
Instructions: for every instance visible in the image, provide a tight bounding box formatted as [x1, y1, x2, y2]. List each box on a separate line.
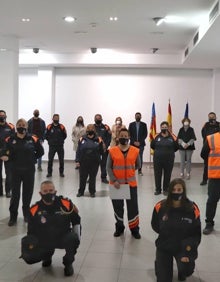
[0, 48, 7, 52]
[22, 18, 30, 22]
[63, 16, 76, 23]
[110, 17, 118, 21]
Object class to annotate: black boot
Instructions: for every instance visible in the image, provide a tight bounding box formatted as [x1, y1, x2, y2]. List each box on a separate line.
[64, 264, 74, 276]
[114, 224, 125, 237]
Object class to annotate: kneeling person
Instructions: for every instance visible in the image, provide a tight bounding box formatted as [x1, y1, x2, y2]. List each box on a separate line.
[21, 180, 81, 277]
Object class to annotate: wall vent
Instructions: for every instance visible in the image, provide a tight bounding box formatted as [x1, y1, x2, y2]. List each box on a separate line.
[209, 1, 219, 22]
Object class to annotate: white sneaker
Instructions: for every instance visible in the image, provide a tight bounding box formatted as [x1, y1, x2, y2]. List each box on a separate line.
[180, 173, 184, 179]
[186, 173, 190, 180]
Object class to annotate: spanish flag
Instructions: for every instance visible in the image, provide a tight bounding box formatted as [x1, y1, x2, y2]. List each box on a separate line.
[149, 102, 157, 142]
[167, 100, 172, 132]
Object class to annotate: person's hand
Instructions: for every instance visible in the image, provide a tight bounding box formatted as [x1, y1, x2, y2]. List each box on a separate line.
[180, 257, 189, 263]
[114, 181, 120, 189]
[75, 162, 80, 168]
[1, 156, 8, 161]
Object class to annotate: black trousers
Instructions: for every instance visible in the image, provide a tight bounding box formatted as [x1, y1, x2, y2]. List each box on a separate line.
[78, 160, 99, 194]
[48, 145, 64, 174]
[205, 178, 220, 225]
[155, 249, 195, 282]
[202, 157, 208, 182]
[23, 232, 80, 266]
[100, 151, 108, 179]
[0, 160, 12, 195]
[153, 157, 174, 192]
[112, 187, 139, 232]
[9, 168, 35, 219]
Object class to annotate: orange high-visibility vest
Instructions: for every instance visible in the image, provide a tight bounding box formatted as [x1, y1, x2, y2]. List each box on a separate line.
[207, 133, 220, 178]
[109, 146, 139, 187]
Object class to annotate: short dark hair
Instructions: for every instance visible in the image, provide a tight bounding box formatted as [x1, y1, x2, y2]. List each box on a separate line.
[41, 180, 54, 188]
[160, 121, 169, 127]
[119, 128, 129, 136]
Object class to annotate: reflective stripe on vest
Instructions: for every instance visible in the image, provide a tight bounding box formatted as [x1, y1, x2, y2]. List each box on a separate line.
[207, 133, 220, 178]
[109, 146, 139, 187]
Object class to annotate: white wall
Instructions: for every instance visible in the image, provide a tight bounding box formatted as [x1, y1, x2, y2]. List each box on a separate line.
[19, 67, 213, 163]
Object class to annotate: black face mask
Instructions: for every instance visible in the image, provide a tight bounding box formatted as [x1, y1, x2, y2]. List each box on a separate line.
[41, 193, 56, 204]
[17, 127, 27, 134]
[161, 129, 168, 134]
[209, 118, 216, 124]
[135, 117, 141, 122]
[0, 117, 5, 123]
[53, 120, 59, 125]
[87, 130, 95, 136]
[119, 138, 129, 145]
[34, 114, 39, 118]
[95, 119, 102, 125]
[170, 193, 183, 201]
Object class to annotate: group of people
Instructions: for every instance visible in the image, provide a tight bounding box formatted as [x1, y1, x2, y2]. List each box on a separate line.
[1, 109, 220, 280]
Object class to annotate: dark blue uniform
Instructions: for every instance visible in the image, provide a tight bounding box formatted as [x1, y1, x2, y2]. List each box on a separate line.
[151, 133, 178, 193]
[45, 123, 67, 176]
[76, 135, 103, 196]
[4, 133, 44, 221]
[23, 196, 80, 266]
[0, 122, 15, 196]
[151, 199, 201, 282]
[94, 123, 111, 181]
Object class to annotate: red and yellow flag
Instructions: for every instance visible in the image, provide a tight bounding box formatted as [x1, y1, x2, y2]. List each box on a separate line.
[167, 100, 172, 132]
[149, 102, 157, 142]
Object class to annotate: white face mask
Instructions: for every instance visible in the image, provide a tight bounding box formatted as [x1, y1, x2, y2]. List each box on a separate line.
[116, 120, 121, 125]
[183, 122, 189, 126]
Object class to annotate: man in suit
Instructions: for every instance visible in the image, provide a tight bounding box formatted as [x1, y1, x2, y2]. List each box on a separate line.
[128, 112, 148, 175]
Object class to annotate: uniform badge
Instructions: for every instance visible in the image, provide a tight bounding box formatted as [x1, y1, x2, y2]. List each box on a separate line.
[162, 214, 168, 221]
[41, 216, 47, 223]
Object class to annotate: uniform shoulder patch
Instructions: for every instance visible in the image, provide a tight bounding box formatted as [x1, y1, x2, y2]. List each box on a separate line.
[30, 204, 39, 216]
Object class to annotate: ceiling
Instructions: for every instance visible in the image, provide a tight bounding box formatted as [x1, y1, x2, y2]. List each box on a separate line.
[0, 0, 219, 69]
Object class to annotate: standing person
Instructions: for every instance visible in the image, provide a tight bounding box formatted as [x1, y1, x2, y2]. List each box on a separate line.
[110, 116, 126, 147]
[151, 121, 179, 195]
[71, 116, 86, 169]
[0, 118, 44, 226]
[20, 180, 81, 277]
[200, 112, 220, 185]
[28, 109, 46, 171]
[128, 112, 148, 176]
[76, 124, 104, 198]
[94, 114, 111, 183]
[201, 129, 220, 235]
[45, 114, 67, 177]
[0, 110, 15, 197]
[151, 178, 201, 282]
[107, 128, 141, 239]
[177, 118, 196, 180]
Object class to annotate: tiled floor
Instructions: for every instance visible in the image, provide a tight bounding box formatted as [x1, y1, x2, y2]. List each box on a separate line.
[0, 161, 220, 281]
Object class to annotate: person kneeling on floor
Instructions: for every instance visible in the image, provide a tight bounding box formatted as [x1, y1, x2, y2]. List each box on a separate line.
[20, 180, 81, 277]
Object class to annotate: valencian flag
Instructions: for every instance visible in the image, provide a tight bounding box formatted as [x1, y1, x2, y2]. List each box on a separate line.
[167, 100, 172, 132]
[184, 102, 189, 118]
[149, 102, 157, 142]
